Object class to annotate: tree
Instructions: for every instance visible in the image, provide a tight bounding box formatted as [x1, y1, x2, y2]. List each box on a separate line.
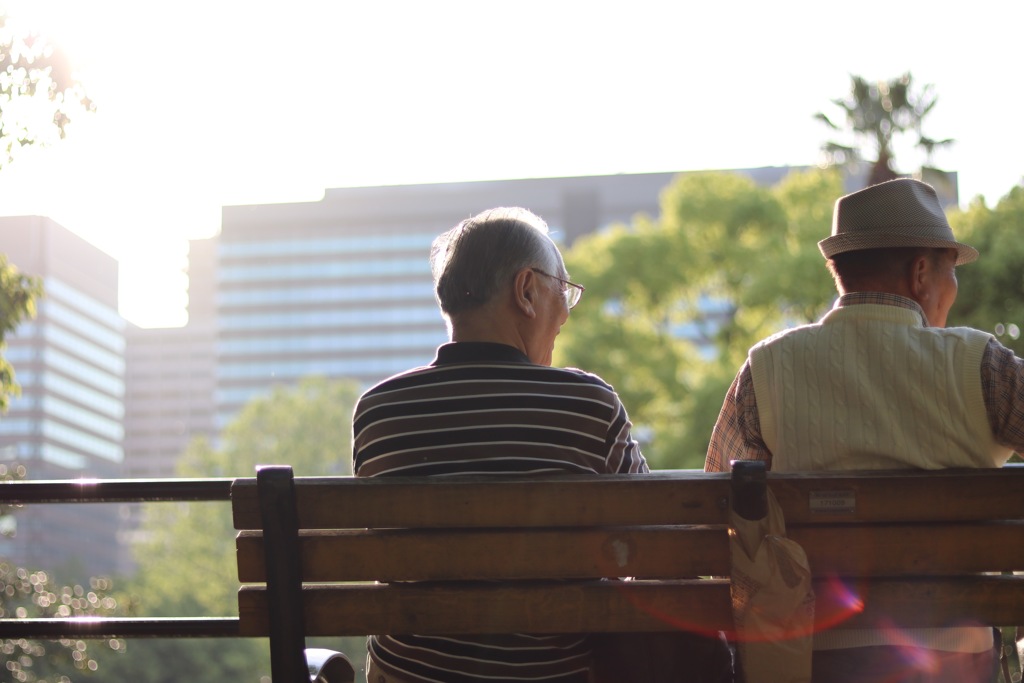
[816, 73, 953, 186]
[0, 8, 94, 166]
[101, 377, 363, 682]
[1, 5, 94, 411]
[0, 563, 123, 683]
[1, 424, 121, 683]
[557, 168, 843, 468]
[949, 184, 1024, 355]
[0, 254, 41, 412]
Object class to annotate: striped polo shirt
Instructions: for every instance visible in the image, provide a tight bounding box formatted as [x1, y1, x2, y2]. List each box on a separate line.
[352, 341, 648, 682]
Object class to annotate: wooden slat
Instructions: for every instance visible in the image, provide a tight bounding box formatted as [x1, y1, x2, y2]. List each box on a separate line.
[237, 580, 733, 637]
[235, 521, 1024, 584]
[771, 466, 1024, 524]
[232, 472, 733, 530]
[792, 521, 1024, 575]
[232, 467, 1024, 531]
[237, 575, 1024, 638]
[236, 526, 731, 583]
[814, 575, 1024, 629]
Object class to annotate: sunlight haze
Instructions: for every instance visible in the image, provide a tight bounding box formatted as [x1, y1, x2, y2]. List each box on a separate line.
[0, 0, 1021, 327]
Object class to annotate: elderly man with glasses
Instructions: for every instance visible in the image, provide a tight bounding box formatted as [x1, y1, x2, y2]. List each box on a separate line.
[351, 206, 656, 683]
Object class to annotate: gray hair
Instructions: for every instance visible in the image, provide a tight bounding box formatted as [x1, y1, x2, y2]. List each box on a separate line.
[431, 207, 561, 316]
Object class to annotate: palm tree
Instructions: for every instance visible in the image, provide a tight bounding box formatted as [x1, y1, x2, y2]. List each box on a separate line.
[816, 72, 953, 186]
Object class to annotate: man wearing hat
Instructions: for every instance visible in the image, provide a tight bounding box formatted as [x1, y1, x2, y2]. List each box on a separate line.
[706, 178, 1024, 682]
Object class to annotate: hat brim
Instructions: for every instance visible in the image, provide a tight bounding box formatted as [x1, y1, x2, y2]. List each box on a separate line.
[818, 232, 979, 266]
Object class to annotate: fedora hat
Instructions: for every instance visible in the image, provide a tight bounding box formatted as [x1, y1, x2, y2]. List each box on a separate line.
[818, 178, 978, 265]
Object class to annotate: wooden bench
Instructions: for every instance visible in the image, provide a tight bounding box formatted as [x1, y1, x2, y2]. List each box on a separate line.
[231, 463, 1024, 682]
[4, 463, 1024, 682]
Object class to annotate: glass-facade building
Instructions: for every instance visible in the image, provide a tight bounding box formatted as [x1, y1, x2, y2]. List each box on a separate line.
[0, 216, 124, 579]
[216, 199, 449, 428]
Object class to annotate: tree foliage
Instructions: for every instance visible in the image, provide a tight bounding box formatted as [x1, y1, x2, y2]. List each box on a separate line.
[557, 169, 843, 468]
[0, 565, 123, 683]
[816, 73, 952, 186]
[132, 377, 358, 611]
[0, 9, 94, 166]
[0, 254, 42, 413]
[101, 377, 362, 682]
[0, 464, 122, 683]
[1, 7, 93, 412]
[950, 185, 1024, 354]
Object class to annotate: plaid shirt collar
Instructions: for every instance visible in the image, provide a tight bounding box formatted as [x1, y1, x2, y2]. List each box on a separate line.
[834, 292, 927, 325]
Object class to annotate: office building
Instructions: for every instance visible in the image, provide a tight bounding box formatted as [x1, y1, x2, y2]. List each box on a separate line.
[0, 216, 124, 579]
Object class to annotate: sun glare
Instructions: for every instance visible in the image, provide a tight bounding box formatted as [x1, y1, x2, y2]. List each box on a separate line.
[1, 1, 1023, 327]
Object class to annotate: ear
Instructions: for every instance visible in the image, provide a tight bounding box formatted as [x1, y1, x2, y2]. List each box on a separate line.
[908, 254, 931, 302]
[512, 267, 539, 319]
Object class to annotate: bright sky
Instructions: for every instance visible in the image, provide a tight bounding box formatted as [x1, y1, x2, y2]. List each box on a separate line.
[0, 0, 1021, 328]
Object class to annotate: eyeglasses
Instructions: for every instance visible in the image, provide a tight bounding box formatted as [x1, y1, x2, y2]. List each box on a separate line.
[531, 268, 586, 309]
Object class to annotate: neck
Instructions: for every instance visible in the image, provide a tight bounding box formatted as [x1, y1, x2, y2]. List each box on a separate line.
[449, 307, 528, 356]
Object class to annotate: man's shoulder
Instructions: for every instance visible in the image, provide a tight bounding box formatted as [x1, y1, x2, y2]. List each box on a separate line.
[936, 325, 994, 343]
[360, 363, 435, 394]
[750, 322, 821, 354]
[550, 365, 619, 391]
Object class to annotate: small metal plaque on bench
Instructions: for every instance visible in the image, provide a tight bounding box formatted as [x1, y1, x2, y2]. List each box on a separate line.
[809, 490, 856, 514]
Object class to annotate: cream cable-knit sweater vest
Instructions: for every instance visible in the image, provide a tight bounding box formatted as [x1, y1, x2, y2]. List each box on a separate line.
[750, 303, 1010, 652]
[750, 303, 1008, 472]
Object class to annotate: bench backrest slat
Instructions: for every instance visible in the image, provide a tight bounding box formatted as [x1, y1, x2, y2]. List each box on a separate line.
[236, 527, 731, 583]
[231, 472, 733, 530]
[231, 466, 1024, 531]
[235, 520, 1024, 584]
[236, 574, 1024, 638]
[237, 580, 735, 637]
[792, 521, 1024, 575]
[772, 466, 1024, 523]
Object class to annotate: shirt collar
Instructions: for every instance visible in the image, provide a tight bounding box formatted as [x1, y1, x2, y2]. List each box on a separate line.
[834, 292, 928, 324]
[431, 342, 533, 366]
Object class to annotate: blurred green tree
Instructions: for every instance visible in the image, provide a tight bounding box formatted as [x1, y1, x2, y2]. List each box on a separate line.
[0, 563, 123, 683]
[100, 377, 363, 682]
[0, 254, 41, 411]
[816, 73, 953, 186]
[950, 185, 1024, 355]
[557, 169, 843, 468]
[1, 4, 94, 411]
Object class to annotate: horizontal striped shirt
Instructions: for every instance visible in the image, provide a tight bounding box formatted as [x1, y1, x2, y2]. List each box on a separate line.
[353, 341, 648, 682]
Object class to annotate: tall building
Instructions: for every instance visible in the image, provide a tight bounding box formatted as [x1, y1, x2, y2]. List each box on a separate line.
[0, 216, 125, 579]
